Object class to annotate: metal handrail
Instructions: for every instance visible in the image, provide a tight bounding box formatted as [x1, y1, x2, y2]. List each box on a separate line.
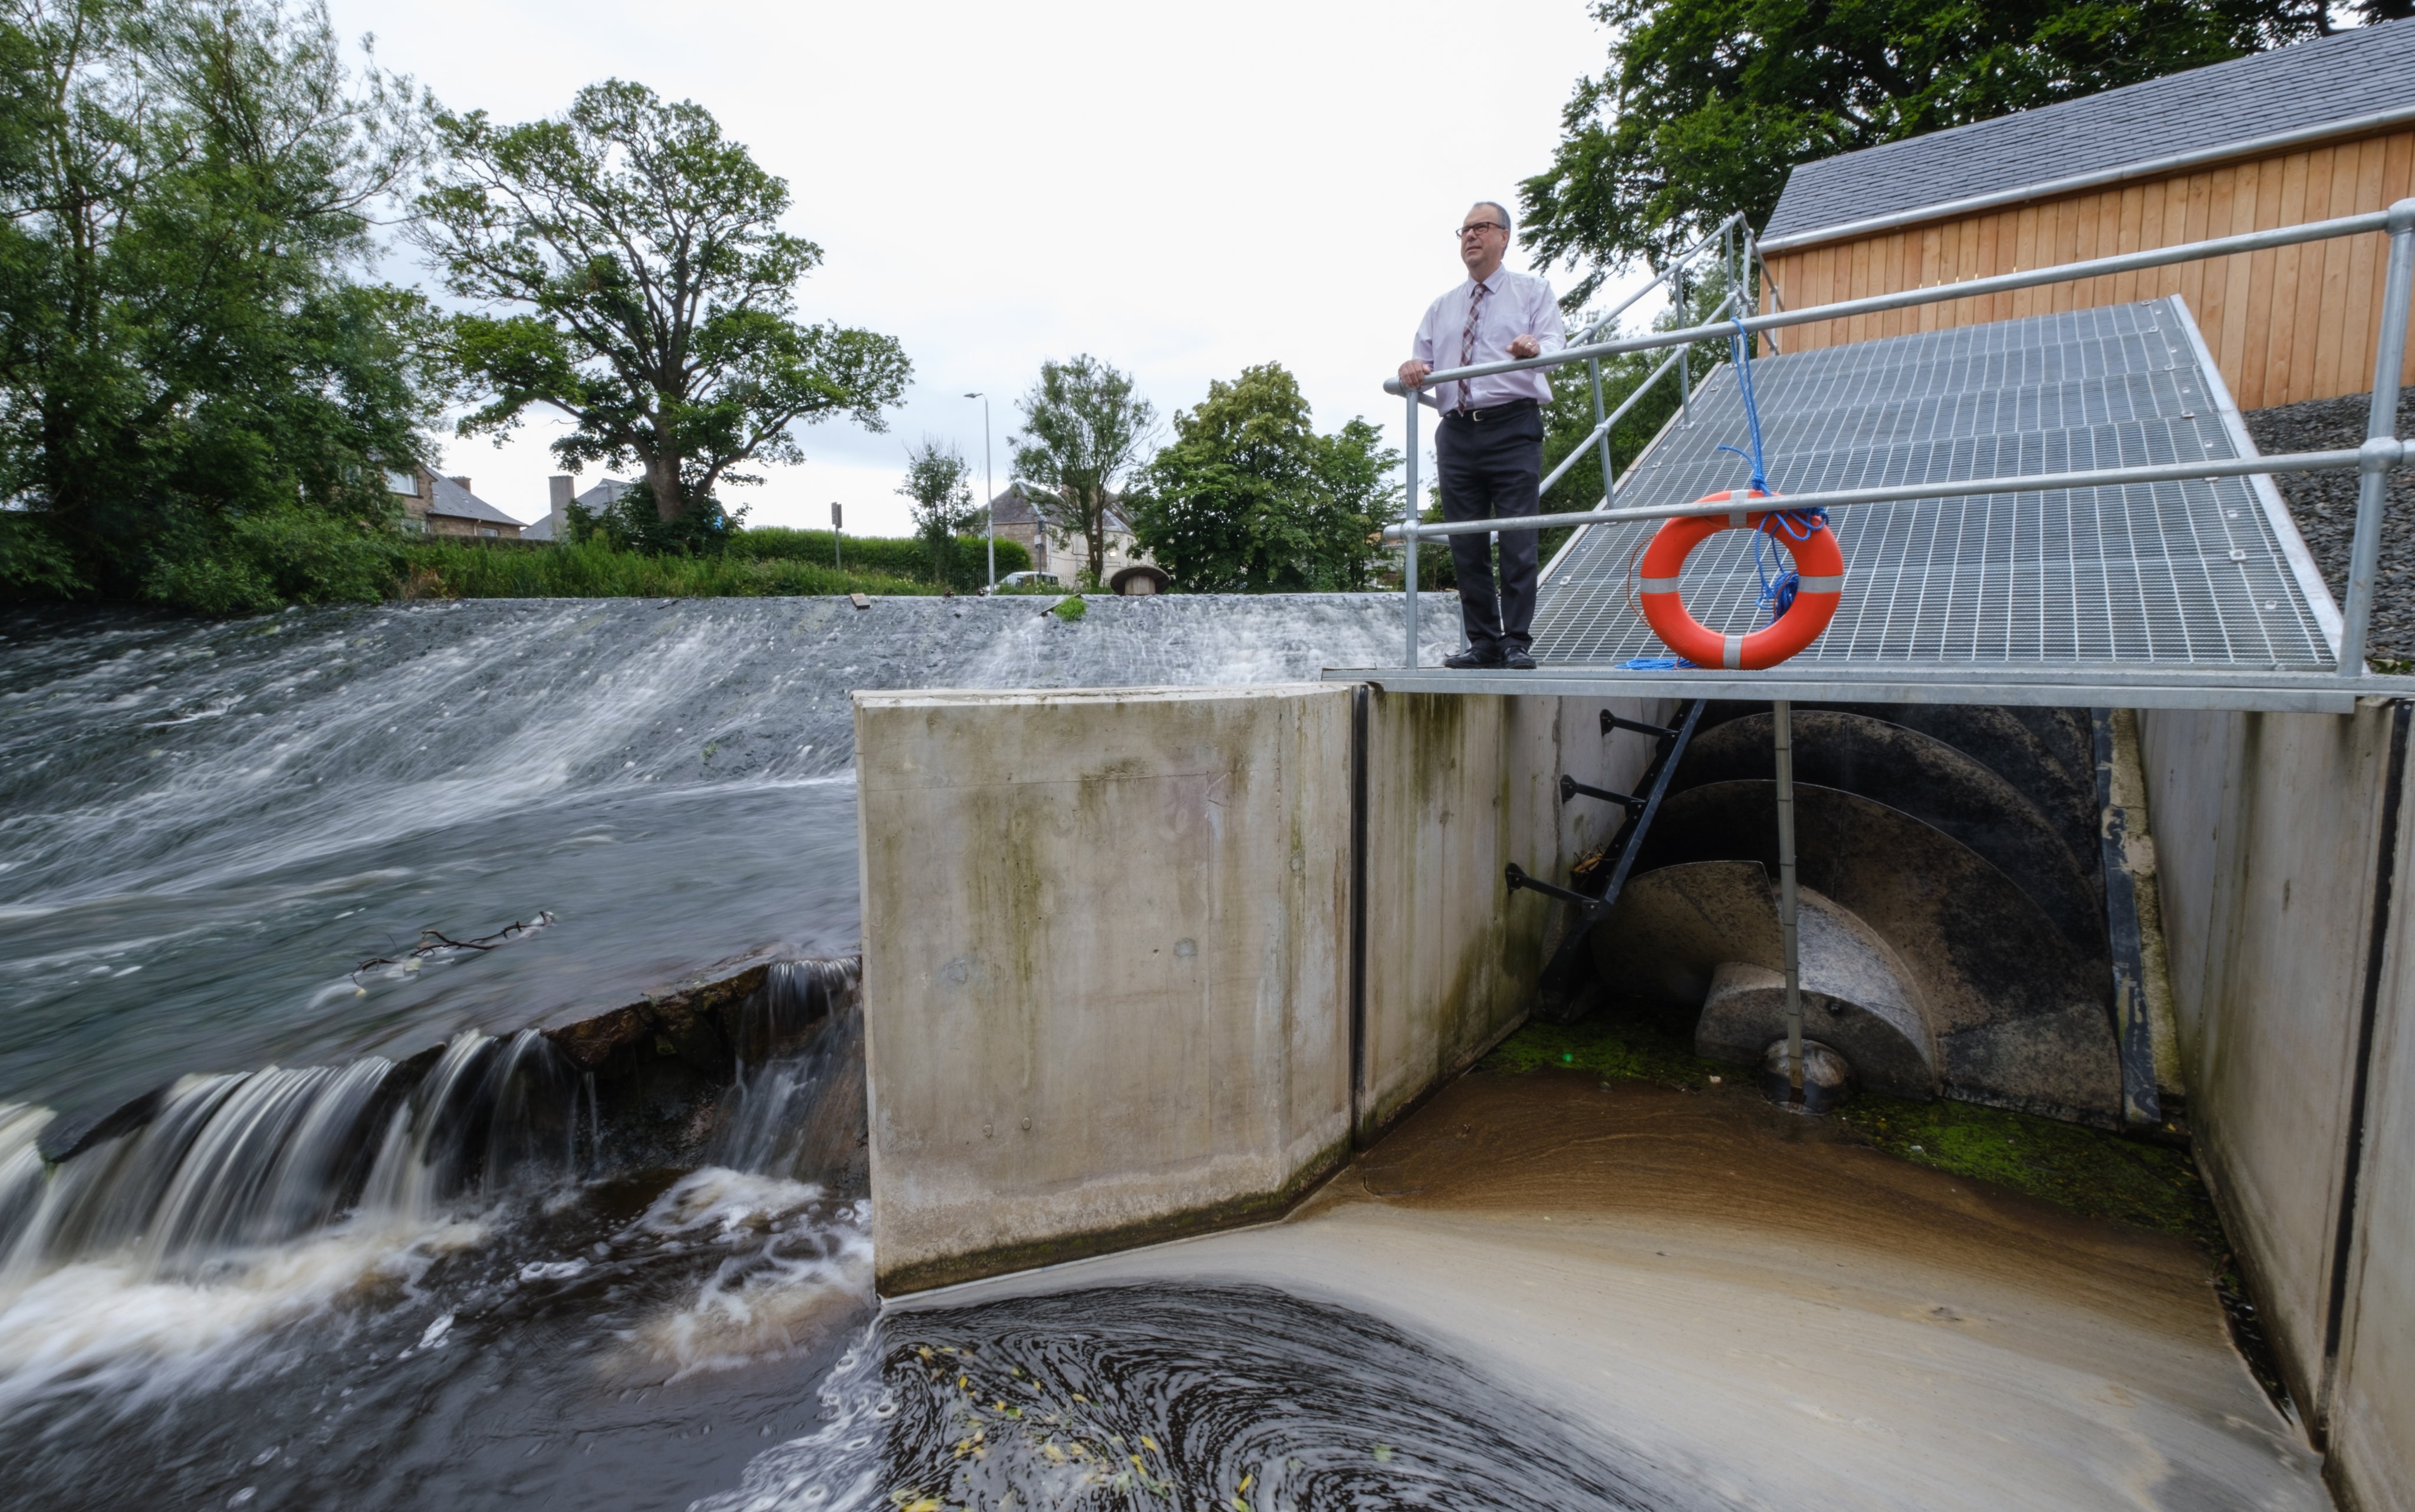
[1536, 292, 1735, 498]
[1574, 211, 1748, 344]
[1391, 196, 2415, 676]
[1396, 442, 2403, 537]
[1388, 205, 2404, 398]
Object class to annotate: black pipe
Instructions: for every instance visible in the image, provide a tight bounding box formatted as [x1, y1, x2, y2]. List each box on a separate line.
[1348, 683, 1370, 1149]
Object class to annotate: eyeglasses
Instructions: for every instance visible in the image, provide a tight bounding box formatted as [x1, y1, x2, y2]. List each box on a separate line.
[1457, 222, 1506, 238]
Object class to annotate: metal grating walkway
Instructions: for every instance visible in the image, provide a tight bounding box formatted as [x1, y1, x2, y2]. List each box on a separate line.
[1530, 299, 2341, 672]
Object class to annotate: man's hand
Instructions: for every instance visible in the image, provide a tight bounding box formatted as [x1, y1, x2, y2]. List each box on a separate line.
[1398, 359, 1430, 387]
[1508, 334, 1541, 360]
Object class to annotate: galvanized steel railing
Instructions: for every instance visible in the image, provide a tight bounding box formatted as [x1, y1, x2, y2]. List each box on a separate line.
[1386, 199, 2415, 678]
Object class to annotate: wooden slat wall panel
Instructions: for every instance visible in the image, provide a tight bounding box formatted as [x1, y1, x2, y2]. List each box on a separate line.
[1759, 129, 2415, 409]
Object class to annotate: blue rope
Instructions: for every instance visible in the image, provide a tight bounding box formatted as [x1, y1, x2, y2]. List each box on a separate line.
[1713, 315, 1832, 627]
[1713, 319, 1771, 495]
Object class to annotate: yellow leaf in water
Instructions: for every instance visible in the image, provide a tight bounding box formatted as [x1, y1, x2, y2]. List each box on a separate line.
[1232, 1500, 1251, 1512]
[1129, 1454, 1146, 1471]
[904, 1501, 942, 1512]
[1240, 1473, 1253, 1492]
[1140, 1435, 1159, 1454]
[1041, 1444, 1068, 1464]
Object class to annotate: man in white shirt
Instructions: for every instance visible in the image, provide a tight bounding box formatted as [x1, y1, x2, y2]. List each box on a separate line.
[1400, 201, 1567, 669]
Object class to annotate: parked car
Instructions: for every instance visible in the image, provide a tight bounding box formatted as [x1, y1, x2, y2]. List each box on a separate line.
[986, 571, 1063, 594]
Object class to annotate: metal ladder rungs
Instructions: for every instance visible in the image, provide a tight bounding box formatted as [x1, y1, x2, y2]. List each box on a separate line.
[1601, 710, 1679, 741]
[1560, 773, 1647, 812]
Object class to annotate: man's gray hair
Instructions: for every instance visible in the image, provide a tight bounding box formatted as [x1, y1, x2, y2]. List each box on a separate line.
[1470, 200, 1514, 237]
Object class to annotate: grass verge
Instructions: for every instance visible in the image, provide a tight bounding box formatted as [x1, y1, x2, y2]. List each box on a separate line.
[398, 539, 936, 599]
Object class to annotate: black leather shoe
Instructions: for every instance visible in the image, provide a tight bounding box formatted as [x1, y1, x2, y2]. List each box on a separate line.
[1502, 650, 1537, 670]
[1442, 648, 1501, 669]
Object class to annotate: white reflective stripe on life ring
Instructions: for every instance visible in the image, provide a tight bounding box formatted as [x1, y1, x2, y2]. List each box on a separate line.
[1722, 634, 1743, 670]
[1639, 576, 1682, 594]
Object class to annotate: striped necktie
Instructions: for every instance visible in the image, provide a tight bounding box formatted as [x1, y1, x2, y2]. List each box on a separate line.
[1456, 280, 1488, 414]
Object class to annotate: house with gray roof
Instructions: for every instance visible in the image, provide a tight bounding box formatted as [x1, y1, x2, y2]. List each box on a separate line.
[1756, 17, 2415, 411]
[526, 475, 642, 542]
[987, 482, 1152, 582]
[388, 465, 527, 539]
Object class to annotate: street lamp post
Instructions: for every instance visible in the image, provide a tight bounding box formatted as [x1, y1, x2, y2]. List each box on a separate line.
[965, 391, 995, 591]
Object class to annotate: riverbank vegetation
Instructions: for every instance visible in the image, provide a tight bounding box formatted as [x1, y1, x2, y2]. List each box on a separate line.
[396, 528, 1030, 601]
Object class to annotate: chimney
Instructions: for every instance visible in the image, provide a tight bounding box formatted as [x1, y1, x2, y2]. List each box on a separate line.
[548, 475, 574, 541]
[448, 475, 472, 492]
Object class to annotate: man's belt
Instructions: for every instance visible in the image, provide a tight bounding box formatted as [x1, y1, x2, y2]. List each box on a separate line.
[1446, 398, 1539, 423]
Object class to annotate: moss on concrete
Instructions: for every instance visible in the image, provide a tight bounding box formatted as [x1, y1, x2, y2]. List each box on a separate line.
[1051, 594, 1088, 622]
[1833, 1095, 2217, 1247]
[1479, 1013, 1726, 1088]
[1481, 1012, 2220, 1249]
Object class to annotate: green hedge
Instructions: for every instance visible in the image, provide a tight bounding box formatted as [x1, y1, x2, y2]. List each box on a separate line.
[730, 529, 1029, 591]
[398, 539, 936, 599]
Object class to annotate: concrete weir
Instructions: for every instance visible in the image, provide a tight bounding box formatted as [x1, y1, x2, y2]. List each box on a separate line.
[853, 683, 1661, 1293]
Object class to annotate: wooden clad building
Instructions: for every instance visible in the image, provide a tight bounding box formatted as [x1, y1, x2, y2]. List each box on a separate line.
[1757, 18, 2415, 411]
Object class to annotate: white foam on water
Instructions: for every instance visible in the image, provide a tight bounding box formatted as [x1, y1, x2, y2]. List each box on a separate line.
[610, 1168, 874, 1385]
[0, 1212, 483, 1419]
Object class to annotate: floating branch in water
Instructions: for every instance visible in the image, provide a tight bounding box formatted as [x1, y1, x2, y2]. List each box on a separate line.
[354, 912, 557, 984]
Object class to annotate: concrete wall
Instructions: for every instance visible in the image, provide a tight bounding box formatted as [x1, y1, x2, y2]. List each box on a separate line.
[856, 686, 1354, 1294]
[855, 683, 1667, 1294]
[1357, 690, 1666, 1139]
[2139, 700, 2414, 1510]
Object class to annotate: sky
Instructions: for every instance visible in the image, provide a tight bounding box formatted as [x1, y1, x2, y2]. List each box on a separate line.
[325, 0, 1661, 537]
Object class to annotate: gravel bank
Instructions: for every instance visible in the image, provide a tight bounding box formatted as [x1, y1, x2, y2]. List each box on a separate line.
[2243, 389, 2415, 668]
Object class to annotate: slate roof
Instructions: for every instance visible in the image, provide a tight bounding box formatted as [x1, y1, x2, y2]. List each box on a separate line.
[426, 473, 526, 528]
[1763, 17, 2415, 246]
[526, 478, 638, 539]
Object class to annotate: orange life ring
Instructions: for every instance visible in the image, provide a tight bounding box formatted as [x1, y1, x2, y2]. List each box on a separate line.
[1637, 490, 1844, 670]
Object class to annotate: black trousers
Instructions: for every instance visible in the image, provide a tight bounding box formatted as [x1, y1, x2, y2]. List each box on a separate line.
[1435, 401, 1543, 654]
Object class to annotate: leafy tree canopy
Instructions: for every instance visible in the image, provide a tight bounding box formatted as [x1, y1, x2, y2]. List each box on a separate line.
[1011, 354, 1157, 589]
[1520, 0, 2361, 294]
[897, 436, 976, 543]
[1, 0, 439, 612]
[415, 80, 909, 552]
[1128, 363, 1400, 592]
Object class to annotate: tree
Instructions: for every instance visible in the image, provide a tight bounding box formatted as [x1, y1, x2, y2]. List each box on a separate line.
[0, 0, 439, 612]
[1130, 363, 1320, 592]
[1519, 0, 2335, 295]
[896, 435, 974, 582]
[1128, 363, 1401, 592]
[414, 80, 910, 552]
[1311, 418, 1403, 591]
[1011, 354, 1156, 588]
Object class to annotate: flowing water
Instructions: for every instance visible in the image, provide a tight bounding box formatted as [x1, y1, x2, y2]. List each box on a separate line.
[0, 594, 1498, 1510]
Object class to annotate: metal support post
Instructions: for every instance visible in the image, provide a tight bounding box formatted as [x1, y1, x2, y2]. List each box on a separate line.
[1404, 387, 1422, 668]
[1676, 262, 1692, 425]
[2341, 199, 2415, 675]
[1743, 231, 1759, 352]
[1774, 699, 1805, 1100]
[1587, 357, 1615, 505]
